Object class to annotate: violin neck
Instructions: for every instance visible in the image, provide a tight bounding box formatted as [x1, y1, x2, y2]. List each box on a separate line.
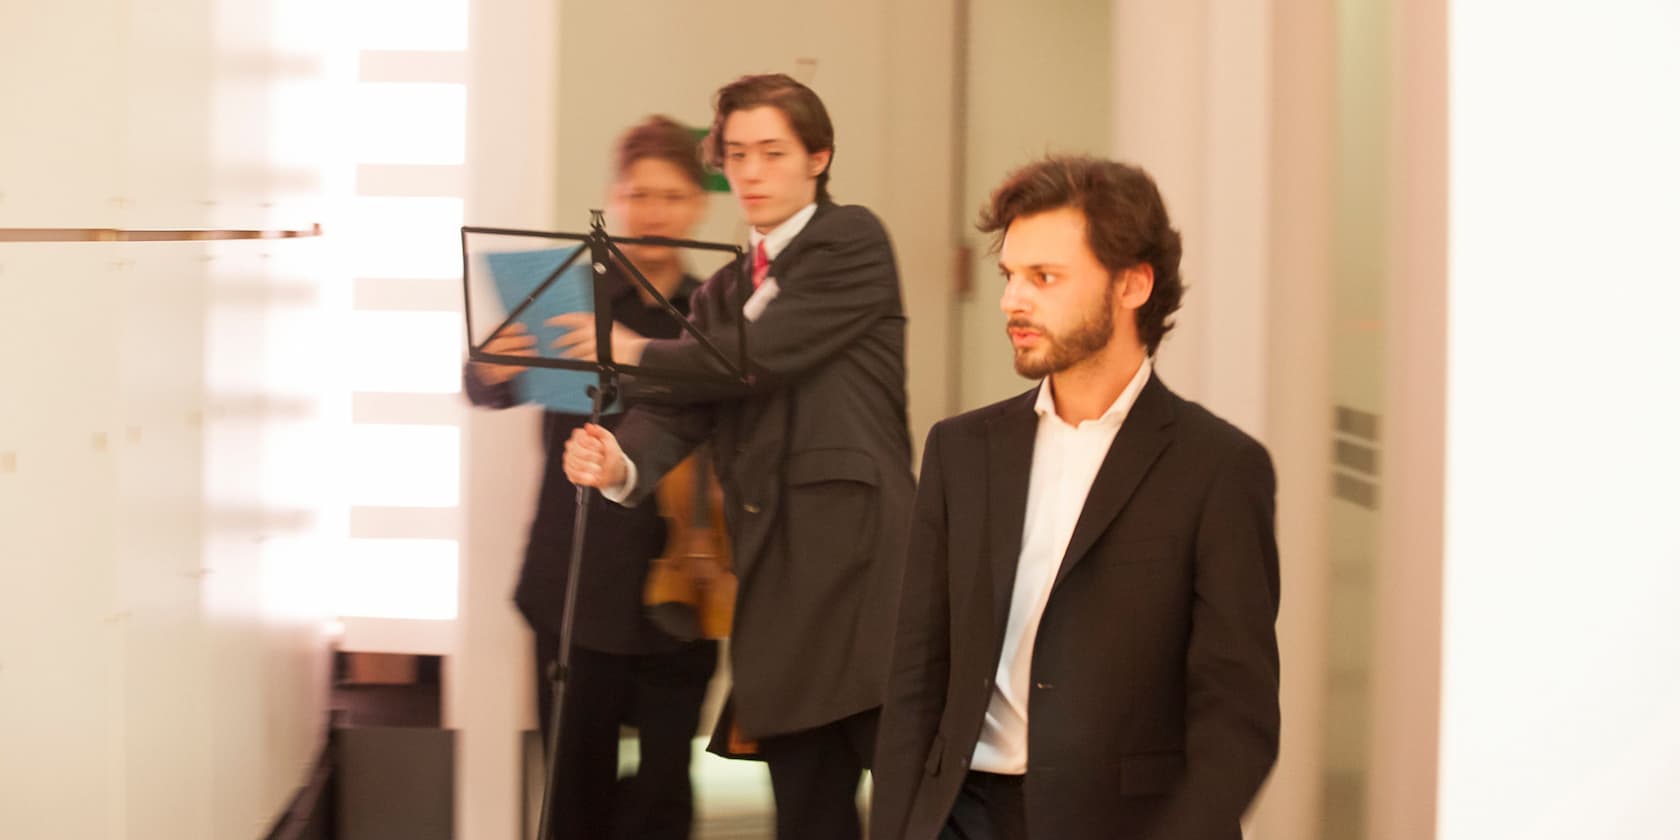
[690, 447, 712, 527]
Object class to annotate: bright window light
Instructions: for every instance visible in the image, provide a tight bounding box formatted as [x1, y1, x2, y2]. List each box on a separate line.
[1442, 3, 1680, 839]
[304, 0, 472, 641]
[260, 536, 332, 622]
[336, 538, 459, 619]
[347, 0, 469, 51]
[344, 310, 463, 394]
[350, 83, 466, 165]
[343, 196, 463, 279]
[343, 424, 460, 507]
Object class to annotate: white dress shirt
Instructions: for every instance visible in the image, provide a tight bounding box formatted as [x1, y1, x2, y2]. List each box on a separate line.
[602, 202, 819, 504]
[750, 200, 818, 264]
[969, 357, 1154, 774]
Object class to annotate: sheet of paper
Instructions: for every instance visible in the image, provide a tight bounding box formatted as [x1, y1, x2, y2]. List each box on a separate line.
[484, 246, 620, 415]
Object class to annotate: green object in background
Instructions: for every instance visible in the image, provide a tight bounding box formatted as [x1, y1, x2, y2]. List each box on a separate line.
[689, 126, 731, 193]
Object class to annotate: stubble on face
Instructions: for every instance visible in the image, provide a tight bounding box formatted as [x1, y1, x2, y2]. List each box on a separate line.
[1008, 281, 1115, 379]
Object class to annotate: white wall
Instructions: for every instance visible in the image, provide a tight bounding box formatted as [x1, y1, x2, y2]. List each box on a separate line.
[957, 0, 1113, 411]
[0, 1, 335, 837]
[1437, 3, 1680, 838]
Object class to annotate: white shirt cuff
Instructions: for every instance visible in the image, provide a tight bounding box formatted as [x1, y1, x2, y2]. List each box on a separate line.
[600, 456, 638, 505]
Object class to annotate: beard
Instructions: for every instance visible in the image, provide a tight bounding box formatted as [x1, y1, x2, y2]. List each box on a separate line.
[1008, 283, 1115, 379]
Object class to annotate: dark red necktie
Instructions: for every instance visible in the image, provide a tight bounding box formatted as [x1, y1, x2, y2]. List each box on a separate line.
[752, 240, 770, 289]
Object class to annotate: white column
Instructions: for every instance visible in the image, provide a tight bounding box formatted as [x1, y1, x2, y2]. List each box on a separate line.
[1111, 0, 1272, 436]
[1111, 0, 1212, 405]
[1366, 0, 1448, 837]
[456, 1, 563, 838]
[1112, 10, 1338, 840]
[1202, 0, 1274, 437]
[1248, 0, 1337, 837]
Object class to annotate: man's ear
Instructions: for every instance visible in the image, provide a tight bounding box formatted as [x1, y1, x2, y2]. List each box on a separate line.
[808, 148, 832, 179]
[1118, 264, 1155, 311]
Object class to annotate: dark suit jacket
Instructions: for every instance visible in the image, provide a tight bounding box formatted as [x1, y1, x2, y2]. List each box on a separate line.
[612, 201, 915, 742]
[464, 270, 701, 655]
[872, 374, 1281, 839]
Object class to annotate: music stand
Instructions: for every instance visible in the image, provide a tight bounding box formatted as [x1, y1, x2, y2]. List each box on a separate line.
[460, 211, 749, 839]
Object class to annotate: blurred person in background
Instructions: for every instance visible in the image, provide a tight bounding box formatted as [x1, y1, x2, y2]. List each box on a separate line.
[464, 115, 719, 840]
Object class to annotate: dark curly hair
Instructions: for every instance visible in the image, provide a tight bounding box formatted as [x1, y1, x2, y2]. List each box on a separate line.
[978, 156, 1184, 355]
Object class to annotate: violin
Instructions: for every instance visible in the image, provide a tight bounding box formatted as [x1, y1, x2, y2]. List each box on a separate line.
[645, 448, 759, 755]
[642, 447, 736, 641]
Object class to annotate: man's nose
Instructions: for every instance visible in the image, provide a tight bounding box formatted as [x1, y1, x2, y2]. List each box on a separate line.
[999, 275, 1028, 315]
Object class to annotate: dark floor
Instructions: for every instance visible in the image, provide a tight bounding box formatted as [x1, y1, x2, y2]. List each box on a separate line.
[331, 653, 786, 839]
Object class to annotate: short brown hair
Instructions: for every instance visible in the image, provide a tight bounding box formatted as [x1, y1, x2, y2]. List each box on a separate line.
[705, 74, 835, 202]
[978, 156, 1184, 356]
[615, 115, 706, 189]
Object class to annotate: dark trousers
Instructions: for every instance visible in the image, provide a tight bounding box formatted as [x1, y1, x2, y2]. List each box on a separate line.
[939, 771, 1028, 840]
[755, 708, 880, 840]
[534, 630, 719, 840]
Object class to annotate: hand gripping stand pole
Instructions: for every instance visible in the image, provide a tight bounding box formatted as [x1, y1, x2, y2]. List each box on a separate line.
[461, 211, 750, 838]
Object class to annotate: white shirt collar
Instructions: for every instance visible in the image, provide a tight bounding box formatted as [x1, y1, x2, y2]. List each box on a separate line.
[749, 201, 819, 262]
[1033, 356, 1154, 428]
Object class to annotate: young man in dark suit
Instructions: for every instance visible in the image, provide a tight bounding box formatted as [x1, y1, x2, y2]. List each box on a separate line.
[465, 116, 719, 840]
[871, 156, 1281, 840]
[561, 75, 915, 840]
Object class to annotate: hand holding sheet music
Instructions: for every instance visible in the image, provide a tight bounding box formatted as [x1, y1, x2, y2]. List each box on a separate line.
[481, 246, 622, 415]
[547, 312, 649, 365]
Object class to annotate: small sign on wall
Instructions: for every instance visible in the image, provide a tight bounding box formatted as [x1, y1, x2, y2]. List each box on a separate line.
[689, 127, 731, 193]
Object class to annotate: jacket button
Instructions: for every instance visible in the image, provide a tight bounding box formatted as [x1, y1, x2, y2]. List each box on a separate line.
[1034, 681, 1053, 690]
[743, 502, 761, 514]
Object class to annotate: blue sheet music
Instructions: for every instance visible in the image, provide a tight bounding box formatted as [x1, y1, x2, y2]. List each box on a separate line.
[484, 246, 621, 415]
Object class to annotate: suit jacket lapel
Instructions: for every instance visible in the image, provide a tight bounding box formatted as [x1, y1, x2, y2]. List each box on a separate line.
[762, 200, 834, 282]
[1051, 373, 1176, 591]
[984, 389, 1040, 635]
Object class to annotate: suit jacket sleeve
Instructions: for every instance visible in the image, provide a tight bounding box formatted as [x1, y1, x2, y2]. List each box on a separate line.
[461, 361, 520, 409]
[870, 421, 953, 840]
[610, 399, 716, 507]
[629, 206, 899, 404]
[1157, 437, 1282, 834]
